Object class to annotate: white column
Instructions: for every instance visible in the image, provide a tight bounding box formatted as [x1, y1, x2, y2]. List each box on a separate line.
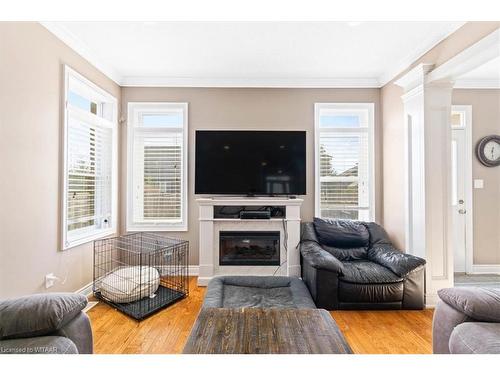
[395, 64, 454, 306]
[285, 203, 301, 277]
[198, 204, 214, 286]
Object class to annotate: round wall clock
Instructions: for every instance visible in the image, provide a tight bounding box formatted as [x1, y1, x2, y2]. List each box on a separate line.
[476, 135, 500, 167]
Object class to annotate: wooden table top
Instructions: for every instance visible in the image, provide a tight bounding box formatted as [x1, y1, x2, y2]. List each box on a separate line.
[183, 308, 352, 354]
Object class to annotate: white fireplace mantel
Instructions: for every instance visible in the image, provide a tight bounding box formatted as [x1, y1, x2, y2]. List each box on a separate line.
[196, 197, 303, 286]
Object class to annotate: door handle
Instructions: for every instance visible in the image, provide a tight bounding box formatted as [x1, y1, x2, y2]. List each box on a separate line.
[458, 209, 467, 214]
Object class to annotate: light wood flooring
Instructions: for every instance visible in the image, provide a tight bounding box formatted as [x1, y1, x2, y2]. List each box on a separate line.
[87, 277, 434, 354]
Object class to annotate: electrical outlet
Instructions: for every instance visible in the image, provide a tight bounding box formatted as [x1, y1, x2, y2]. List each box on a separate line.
[45, 273, 58, 289]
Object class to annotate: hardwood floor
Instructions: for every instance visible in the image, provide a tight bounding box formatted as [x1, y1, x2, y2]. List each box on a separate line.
[87, 277, 434, 354]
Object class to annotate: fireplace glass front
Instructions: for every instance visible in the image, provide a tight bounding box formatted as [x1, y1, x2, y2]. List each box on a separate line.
[219, 231, 280, 266]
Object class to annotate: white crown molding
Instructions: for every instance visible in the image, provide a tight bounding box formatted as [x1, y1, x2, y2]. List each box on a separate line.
[40, 22, 123, 85]
[120, 76, 381, 88]
[454, 78, 500, 89]
[378, 22, 465, 87]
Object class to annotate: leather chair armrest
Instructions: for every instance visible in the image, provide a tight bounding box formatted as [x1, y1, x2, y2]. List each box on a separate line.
[0, 293, 88, 340]
[368, 245, 425, 277]
[300, 240, 344, 274]
[438, 287, 500, 322]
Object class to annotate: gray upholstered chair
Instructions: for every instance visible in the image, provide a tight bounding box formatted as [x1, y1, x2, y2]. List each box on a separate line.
[0, 293, 93, 354]
[433, 287, 500, 354]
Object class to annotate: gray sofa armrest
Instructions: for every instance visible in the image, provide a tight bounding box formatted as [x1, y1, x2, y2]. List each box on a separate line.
[0, 293, 88, 340]
[54, 312, 93, 354]
[437, 287, 500, 322]
[0, 336, 79, 354]
[432, 299, 472, 354]
[368, 245, 425, 277]
[300, 240, 344, 274]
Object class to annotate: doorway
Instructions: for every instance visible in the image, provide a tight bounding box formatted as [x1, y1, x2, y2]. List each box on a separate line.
[450, 105, 473, 275]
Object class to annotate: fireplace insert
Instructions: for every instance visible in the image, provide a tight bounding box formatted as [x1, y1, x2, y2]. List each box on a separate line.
[219, 231, 280, 266]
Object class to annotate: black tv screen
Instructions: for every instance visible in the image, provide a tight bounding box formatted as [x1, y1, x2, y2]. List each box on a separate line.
[195, 131, 306, 195]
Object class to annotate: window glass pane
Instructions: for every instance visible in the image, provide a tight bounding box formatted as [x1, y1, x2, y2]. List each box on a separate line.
[142, 135, 183, 220]
[142, 113, 183, 127]
[68, 90, 97, 115]
[320, 135, 363, 176]
[64, 68, 116, 249]
[320, 209, 359, 220]
[319, 209, 370, 221]
[67, 119, 96, 232]
[320, 115, 361, 128]
[66, 116, 113, 240]
[316, 104, 373, 221]
[130, 104, 190, 229]
[320, 180, 359, 208]
[451, 113, 462, 127]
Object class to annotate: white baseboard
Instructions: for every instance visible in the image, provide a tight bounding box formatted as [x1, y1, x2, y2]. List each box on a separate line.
[425, 293, 439, 308]
[188, 265, 199, 276]
[83, 301, 99, 313]
[471, 264, 500, 274]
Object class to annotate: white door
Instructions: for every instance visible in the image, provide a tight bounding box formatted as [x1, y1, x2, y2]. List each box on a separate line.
[451, 128, 467, 272]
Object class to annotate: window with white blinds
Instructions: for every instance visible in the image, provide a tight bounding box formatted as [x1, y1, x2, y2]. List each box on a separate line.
[127, 103, 188, 231]
[315, 103, 374, 221]
[62, 66, 117, 249]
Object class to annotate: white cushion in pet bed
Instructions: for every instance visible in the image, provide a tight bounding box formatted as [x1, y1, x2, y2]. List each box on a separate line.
[97, 266, 160, 303]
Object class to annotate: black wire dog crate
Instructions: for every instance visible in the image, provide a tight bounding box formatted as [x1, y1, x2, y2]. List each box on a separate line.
[93, 233, 189, 320]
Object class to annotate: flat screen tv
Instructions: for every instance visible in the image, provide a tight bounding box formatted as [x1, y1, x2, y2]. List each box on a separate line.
[195, 130, 306, 196]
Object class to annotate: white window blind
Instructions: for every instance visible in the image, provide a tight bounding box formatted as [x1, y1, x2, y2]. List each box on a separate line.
[127, 103, 188, 231]
[63, 66, 117, 249]
[315, 103, 374, 221]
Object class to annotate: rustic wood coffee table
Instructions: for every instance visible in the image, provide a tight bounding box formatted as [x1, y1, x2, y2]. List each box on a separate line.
[183, 308, 352, 354]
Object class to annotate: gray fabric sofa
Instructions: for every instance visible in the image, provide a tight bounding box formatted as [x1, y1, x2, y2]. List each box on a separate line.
[0, 293, 93, 354]
[300, 218, 426, 310]
[433, 287, 500, 354]
[203, 276, 316, 308]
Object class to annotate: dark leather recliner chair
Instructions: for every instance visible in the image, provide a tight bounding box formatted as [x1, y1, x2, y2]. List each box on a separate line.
[300, 218, 426, 310]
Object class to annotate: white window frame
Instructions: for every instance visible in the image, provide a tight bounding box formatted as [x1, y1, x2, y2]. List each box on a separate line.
[127, 102, 188, 232]
[62, 66, 118, 250]
[314, 103, 375, 221]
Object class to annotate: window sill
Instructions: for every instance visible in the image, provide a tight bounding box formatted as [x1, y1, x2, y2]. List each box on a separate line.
[126, 224, 188, 233]
[63, 228, 117, 251]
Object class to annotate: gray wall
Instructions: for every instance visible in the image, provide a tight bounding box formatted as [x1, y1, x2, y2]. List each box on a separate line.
[121, 87, 382, 266]
[0, 22, 121, 298]
[453, 89, 500, 265]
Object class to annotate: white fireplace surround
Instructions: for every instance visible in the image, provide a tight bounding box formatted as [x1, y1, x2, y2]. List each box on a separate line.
[197, 197, 303, 286]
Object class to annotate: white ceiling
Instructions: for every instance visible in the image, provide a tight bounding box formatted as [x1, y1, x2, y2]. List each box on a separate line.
[42, 21, 464, 87]
[456, 56, 500, 87]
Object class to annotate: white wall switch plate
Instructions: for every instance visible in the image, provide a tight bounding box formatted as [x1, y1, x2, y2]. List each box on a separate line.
[474, 179, 484, 189]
